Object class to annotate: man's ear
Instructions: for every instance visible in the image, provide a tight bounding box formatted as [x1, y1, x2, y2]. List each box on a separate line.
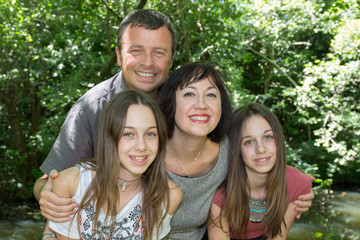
[170, 51, 176, 68]
[115, 46, 122, 67]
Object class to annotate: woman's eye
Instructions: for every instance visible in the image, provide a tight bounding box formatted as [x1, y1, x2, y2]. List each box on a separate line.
[206, 93, 217, 98]
[184, 92, 195, 97]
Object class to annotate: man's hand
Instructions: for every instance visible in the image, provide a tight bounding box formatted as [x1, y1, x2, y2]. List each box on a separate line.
[294, 190, 315, 219]
[36, 170, 77, 222]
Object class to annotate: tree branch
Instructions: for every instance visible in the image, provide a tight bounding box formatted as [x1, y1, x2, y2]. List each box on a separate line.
[101, 0, 122, 21]
[246, 47, 298, 87]
[136, 0, 147, 10]
[99, 52, 117, 82]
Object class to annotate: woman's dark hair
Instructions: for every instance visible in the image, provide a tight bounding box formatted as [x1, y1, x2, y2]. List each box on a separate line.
[158, 62, 232, 143]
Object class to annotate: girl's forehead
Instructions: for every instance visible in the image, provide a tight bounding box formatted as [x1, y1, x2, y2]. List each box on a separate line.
[242, 115, 271, 134]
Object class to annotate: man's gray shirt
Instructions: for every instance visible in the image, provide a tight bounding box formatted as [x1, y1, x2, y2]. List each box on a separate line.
[40, 72, 127, 175]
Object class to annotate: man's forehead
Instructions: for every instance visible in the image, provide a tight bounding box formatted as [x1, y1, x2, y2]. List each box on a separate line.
[121, 26, 172, 46]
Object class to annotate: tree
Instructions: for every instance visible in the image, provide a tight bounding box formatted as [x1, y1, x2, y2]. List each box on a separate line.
[285, 13, 360, 183]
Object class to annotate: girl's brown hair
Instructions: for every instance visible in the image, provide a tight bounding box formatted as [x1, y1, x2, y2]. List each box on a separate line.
[77, 90, 169, 239]
[221, 103, 288, 238]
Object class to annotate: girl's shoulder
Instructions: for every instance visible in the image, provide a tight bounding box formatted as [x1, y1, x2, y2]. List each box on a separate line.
[286, 165, 312, 183]
[52, 166, 80, 198]
[286, 165, 312, 201]
[167, 179, 183, 215]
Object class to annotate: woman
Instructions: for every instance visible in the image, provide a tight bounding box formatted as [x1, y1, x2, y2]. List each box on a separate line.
[158, 62, 232, 239]
[48, 90, 182, 239]
[208, 103, 312, 239]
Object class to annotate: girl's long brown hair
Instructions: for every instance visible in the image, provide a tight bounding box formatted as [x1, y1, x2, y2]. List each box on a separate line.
[221, 103, 288, 239]
[77, 90, 169, 239]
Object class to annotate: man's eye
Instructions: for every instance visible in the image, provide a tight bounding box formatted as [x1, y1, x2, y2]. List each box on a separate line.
[155, 51, 165, 56]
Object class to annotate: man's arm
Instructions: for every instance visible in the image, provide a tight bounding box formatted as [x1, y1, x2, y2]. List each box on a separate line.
[34, 171, 77, 222]
[294, 190, 314, 218]
[293, 174, 315, 218]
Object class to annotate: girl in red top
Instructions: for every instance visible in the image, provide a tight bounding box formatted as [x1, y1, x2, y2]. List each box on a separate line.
[208, 103, 312, 240]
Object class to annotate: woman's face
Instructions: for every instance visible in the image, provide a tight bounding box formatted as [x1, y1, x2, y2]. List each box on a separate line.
[117, 104, 159, 180]
[173, 77, 222, 138]
[240, 115, 277, 177]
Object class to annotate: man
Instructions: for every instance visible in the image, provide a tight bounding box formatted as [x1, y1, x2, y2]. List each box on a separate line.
[33, 9, 176, 223]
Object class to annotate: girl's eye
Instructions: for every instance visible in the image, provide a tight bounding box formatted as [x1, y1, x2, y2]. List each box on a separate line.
[264, 135, 274, 141]
[146, 132, 157, 137]
[244, 139, 254, 145]
[123, 132, 134, 137]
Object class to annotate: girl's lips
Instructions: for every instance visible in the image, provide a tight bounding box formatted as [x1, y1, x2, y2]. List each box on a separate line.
[254, 156, 271, 165]
[189, 114, 210, 123]
[130, 155, 148, 166]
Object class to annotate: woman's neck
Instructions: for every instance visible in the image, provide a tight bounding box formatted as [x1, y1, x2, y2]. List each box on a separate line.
[168, 133, 208, 162]
[166, 131, 217, 177]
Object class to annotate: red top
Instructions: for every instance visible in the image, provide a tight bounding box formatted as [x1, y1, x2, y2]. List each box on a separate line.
[212, 165, 312, 239]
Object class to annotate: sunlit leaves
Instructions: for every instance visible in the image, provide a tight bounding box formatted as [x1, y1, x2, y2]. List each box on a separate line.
[285, 13, 360, 177]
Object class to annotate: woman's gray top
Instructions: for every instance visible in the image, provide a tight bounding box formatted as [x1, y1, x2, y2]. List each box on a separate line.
[166, 136, 229, 239]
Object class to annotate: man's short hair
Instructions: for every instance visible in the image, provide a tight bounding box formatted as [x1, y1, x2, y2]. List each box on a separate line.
[117, 9, 176, 56]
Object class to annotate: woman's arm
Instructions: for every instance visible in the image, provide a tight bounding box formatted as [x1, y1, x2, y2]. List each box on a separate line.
[167, 179, 183, 215]
[271, 202, 298, 240]
[207, 203, 230, 240]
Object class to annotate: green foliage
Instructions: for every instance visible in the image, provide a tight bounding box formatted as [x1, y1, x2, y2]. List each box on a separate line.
[284, 5, 360, 184]
[314, 216, 343, 240]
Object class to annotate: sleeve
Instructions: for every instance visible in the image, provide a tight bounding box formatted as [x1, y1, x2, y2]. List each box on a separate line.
[212, 187, 226, 208]
[49, 215, 81, 239]
[157, 213, 173, 239]
[39, 105, 95, 175]
[287, 166, 313, 203]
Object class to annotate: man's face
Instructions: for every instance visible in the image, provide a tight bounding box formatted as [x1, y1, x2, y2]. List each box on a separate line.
[116, 25, 174, 98]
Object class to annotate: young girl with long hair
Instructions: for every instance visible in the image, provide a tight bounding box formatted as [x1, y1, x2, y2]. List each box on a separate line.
[48, 90, 182, 240]
[208, 103, 312, 240]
